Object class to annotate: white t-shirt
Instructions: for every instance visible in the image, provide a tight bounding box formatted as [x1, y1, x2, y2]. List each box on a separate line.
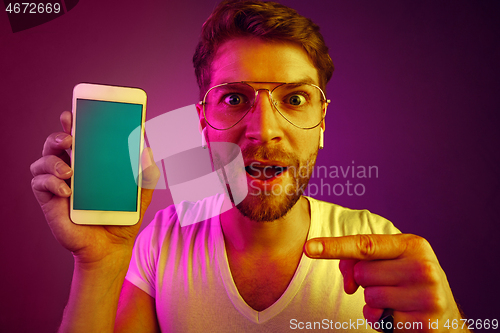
[126, 196, 399, 332]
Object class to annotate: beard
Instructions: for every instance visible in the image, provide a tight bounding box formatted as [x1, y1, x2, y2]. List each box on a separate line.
[235, 145, 318, 222]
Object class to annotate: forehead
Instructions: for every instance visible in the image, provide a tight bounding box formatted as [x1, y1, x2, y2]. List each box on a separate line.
[210, 37, 319, 86]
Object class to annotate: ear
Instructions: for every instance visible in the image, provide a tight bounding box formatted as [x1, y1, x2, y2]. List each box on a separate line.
[196, 103, 207, 134]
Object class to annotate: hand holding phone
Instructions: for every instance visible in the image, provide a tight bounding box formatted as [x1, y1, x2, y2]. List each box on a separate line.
[30, 100, 160, 332]
[30, 84, 160, 265]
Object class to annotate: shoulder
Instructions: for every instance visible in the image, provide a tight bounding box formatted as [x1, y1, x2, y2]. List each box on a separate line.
[305, 196, 400, 237]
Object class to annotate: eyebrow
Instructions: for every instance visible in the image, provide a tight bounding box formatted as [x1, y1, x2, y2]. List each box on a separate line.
[295, 76, 317, 85]
[215, 76, 318, 85]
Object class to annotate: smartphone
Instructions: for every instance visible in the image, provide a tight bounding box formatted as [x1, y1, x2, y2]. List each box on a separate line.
[70, 83, 147, 225]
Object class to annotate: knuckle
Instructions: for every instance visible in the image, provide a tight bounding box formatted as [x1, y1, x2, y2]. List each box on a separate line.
[151, 164, 162, 179]
[419, 288, 447, 313]
[43, 132, 70, 156]
[29, 161, 37, 176]
[338, 259, 349, 272]
[30, 156, 50, 176]
[353, 262, 365, 284]
[363, 288, 375, 306]
[407, 234, 430, 251]
[433, 293, 448, 313]
[356, 234, 376, 258]
[33, 155, 57, 176]
[364, 287, 385, 308]
[46, 155, 59, 167]
[42, 135, 54, 152]
[30, 176, 37, 189]
[362, 304, 381, 326]
[33, 174, 58, 193]
[48, 155, 66, 175]
[31, 174, 48, 191]
[413, 259, 441, 286]
[326, 238, 341, 257]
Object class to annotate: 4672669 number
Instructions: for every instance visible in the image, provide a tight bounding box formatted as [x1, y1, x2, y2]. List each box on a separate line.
[444, 318, 498, 330]
[5, 2, 61, 14]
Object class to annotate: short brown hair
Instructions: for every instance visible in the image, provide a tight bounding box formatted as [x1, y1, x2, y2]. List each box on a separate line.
[193, 0, 334, 98]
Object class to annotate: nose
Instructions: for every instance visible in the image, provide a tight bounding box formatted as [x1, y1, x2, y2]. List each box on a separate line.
[244, 89, 284, 145]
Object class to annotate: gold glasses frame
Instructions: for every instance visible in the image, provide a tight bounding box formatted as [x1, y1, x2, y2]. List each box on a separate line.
[199, 81, 330, 130]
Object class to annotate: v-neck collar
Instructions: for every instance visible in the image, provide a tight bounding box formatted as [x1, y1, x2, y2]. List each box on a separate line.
[213, 196, 319, 324]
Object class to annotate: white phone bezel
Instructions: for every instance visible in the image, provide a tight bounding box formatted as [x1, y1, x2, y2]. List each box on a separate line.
[70, 83, 147, 225]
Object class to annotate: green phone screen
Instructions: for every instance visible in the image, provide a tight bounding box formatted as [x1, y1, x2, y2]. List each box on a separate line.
[73, 99, 143, 211]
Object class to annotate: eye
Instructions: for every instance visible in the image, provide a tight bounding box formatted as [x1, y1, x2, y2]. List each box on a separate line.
[223, 94, 244, 106]
[286, 94, 307, 106]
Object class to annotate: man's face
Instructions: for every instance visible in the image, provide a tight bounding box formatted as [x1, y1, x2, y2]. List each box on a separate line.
[198, 37, 325, 221]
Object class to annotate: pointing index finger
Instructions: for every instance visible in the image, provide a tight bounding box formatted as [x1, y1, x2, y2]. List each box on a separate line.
[305, 234, 415, 261]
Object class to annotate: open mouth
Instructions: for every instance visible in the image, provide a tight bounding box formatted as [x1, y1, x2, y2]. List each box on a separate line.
[245, 165, 288, 181]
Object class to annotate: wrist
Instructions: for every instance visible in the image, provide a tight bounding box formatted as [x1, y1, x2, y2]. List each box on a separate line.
[60, 251, 133, 333]
[72, 251, 131, 293]
[73, 247, 133, 273]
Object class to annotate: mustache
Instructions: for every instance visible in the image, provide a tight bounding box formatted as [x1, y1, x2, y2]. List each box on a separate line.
[241, 145, 298, 166]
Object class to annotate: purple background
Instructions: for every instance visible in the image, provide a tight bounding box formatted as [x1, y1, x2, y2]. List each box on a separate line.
[1, 0, 499, 331]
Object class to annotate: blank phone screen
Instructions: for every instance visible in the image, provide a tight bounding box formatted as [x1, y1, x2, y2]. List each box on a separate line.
[73, 99, 143, 211]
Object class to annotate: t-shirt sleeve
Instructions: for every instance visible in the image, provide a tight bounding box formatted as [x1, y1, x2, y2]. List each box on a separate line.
[125, 207, 177, 297]
[125, 219, 158, 297]
[124, 198, 219, 299]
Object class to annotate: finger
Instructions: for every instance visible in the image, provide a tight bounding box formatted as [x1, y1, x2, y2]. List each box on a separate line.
[363, 305, 385, 331]
[60, 111, 72, 134]
[138, 148, 160, 221]
[353, 259, 406, 288]
[140, 147, 160, 190]
[364, 285, 432, 312]
[42, 132, 73, 157]
[31, 174, 72, 205]
[339, 259, 360, 294]
[30, 155, 73, 178]
[305, 234, 422, 261]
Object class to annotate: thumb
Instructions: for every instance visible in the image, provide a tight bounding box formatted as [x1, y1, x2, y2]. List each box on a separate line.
[140, 147, 160, 190]
[139, 148, 160, 217]
[339, 259, 360, 294]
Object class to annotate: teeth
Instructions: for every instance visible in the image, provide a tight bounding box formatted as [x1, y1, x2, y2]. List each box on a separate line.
[245, 165, 288, 179]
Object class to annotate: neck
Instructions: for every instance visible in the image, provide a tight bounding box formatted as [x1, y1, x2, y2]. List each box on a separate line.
[220, 196, 311, 257]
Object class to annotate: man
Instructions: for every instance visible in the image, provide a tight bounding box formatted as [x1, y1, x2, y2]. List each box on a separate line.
[31, 1, 466, 332]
